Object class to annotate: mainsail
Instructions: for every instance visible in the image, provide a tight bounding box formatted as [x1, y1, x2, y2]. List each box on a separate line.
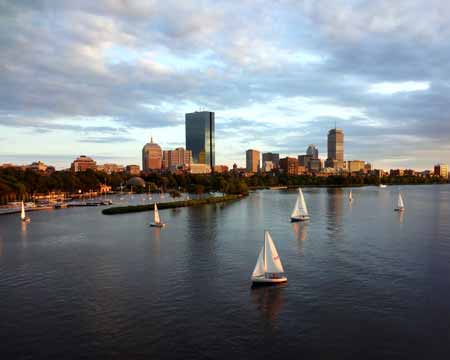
[154, 203, 161, 224]
[398, 194, 404, 209]
[21, 201, 26, 220]
[291, 188, 308, 218]
[349, 191, 353, 201]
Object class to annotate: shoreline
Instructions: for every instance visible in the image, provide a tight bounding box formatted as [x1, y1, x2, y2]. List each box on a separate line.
[102, 194, 245, 215]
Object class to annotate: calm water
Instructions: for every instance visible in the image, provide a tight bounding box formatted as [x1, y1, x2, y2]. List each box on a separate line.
[1, 185, 450, 359]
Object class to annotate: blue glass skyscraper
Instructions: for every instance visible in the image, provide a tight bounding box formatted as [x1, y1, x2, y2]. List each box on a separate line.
[185, 111, 215, 168]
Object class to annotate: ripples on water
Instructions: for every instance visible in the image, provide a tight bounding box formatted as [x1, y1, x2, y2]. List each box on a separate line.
[0, 186, 450, 359]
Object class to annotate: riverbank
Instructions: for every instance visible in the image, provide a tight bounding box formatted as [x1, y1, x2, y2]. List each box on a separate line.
[102, 194, 245, 215]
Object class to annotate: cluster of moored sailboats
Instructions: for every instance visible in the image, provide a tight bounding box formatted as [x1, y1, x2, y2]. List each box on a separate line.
[251, 186, 406, 285]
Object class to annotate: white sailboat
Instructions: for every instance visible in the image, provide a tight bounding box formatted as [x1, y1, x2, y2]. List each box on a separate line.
[20, 201, 30, 223]
[394, 193, 405, 212]
[379, 184, 387, 188]
[150, 203, 165, 227]
[290, 188, 310, 222]
[251, 230, 287, 285]
[348, 190, 353, 202]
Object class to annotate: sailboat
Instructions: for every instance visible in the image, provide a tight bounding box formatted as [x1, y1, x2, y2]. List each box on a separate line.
[20, 201, 30, 223]
[150, 203, 165, 227]
[348, 190, 353, 203]
[379, 184, 387, 188]
[394, 193, 405, 212]
[252, 230, 287, 285]
[291, 188, 310, 222]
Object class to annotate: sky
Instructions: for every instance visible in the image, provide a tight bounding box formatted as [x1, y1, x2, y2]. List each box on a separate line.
[1, 0, 449, 170]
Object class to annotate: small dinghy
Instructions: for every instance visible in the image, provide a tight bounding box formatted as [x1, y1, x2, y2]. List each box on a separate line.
[20, 201, 30, 223]
[251, 230, 287, 285]
[394, 193, 405, 212]
[150, 203, 165, 227]
[291, 188, 310, 222]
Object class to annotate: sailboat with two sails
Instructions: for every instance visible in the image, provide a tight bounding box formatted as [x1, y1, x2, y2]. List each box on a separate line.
[251, 230, 287, 285]
[291, 188, 310, 222]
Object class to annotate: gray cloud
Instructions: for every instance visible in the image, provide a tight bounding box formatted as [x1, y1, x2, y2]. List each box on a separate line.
[0, 0, 449, 169]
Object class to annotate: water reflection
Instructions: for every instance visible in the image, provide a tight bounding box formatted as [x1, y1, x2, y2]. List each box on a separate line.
[251, 285, 285, 323]
[292, 222, 308, 242]
[397, 210, 404, 225]
[326, 188, 344, 233]
[20, 221, 28, 248]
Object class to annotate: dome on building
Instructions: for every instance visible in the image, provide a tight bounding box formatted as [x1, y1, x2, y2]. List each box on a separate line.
[126, 176, 146, 187]
[142, 137, 162, 171]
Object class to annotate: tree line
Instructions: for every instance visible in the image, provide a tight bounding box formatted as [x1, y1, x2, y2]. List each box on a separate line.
[1, 167, 447, 205]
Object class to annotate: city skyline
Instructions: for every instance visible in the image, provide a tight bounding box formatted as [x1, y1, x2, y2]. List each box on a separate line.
[1, 1, 450, 170]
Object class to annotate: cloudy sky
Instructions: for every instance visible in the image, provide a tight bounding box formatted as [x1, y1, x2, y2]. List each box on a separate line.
[1, 0, 449, 170]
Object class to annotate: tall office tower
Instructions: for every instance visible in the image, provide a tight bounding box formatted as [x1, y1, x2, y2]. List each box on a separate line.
[306, 144, 319, 159]
[262, 152, 280, 168]
[185, 111, 215, 169]
[142, 137, 162, 171]
[246, 149, 261, 173]
[326, 128, 344, 168]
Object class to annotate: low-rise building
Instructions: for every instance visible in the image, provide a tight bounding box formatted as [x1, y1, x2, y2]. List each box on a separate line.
[97, 163, 125, 174]
[213, 165, 229, 173]
[279, 157, 299, 176]
[126, 165, 141, 176]
[71, 156, 97, 172]
[189, 164, 211, 174]
[390, 169, 404, 177]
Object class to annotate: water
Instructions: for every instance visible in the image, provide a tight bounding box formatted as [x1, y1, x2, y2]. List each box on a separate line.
[1, 185, 450, 359]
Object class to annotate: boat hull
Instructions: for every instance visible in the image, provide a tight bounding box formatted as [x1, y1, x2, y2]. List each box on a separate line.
[150, 223, 165, 227]
[251, 276, 287, 285]
[291, 216, 310, 222]
[394, 208, 404, 212]
[21, 217, 30, 223]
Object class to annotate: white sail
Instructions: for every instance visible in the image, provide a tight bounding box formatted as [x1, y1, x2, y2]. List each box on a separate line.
[264, 231, 284, 274]
[398, 194, 404, 209]
[21, 201, 26, 220]
[349, 190, 353, 201]
[291, 188, 308, 218]
[252, 247, 265, 277]
[154, 203, 161, 224]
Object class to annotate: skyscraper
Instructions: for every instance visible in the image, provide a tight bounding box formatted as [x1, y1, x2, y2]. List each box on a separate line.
[246, 149, 260, 173]
[185, 111, 215, 169]
[306, 144, 319, 159]
[142, 137, 162, 172]
[326, 128, 344, 168]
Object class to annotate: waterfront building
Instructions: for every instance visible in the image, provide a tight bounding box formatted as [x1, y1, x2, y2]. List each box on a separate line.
[71, 155, 97, 172]
[162, 148, 192, 170]
[246, 149, 261, 173]
[142, 137, 162, 172]
[28, 161, 48, 173]
[309, 158, 322, 172]
[97, 163, 125, 174]
[185, 111, 215, 169]
[263, 161, 274, 173]
[347, 160, 365, 173]
[298, 155, 312, 168]
[434, 164, 449, 178]
[189, 164, 211, 174]
[126, 165, 141, 176]
[279, 157, 299, 176]
[306, 145, 319, 159]
[262, 153, 280, 169]
[213, 165, 229, 173]
[390, 169, 404, 177]
[326, 128, 344, 169]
